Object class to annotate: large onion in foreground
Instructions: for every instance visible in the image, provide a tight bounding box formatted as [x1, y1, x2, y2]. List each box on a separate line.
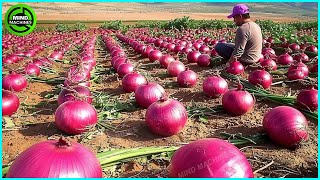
[169, 138, 254, 178]
[263, 106, 308, 148]
[6, 137, 102, 178]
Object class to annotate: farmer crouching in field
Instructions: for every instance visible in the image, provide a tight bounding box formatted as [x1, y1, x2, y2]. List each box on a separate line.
[215, 4, 262, 65]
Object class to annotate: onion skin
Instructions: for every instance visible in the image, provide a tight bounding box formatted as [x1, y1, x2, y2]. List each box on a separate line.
[226, 61, 244, 75]
[148, 50, 162, 62]
[263, 106, 308, 148]
[260, 59, 277, 71]
[6, 137, 102, 178]
[297, 87, 318, 111]
[117, 62, 134, 78]
[167, 60, 186, 77]
[3, 73, 28, 92]
[122, 73, 147, 93]
[25, 63, 41, 76]
[187, 51, 201, 63]
[134, 82, 165, 108]
[248, 70, 272, 89]
[2, 90, 20, 116]
[202, 76, 228, 98]
[169, 138, 254, 178]
[197, 54, 211, 67]
[145, 98, 188, 136]
[222, 85, 254, 115]
[57, 86, 92, 105]
[55, 101, 98, 135]
[159, 55, 175, 68]
[177, 69, 198, 88]
[277, 53, 293, 65]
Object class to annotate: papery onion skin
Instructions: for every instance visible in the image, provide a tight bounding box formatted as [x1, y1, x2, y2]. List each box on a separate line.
[297, 87, 318, 111]
[202, 76, 229, 98]
[134, 82, 165, 108]
[145, 98, 188, 136]
[177, 69, 198, 88]
[3, 73, 28, 92]
[159, 55, 175, 68]
[6, 138, 102, 178]
[222, 85, 254, 115]
[263, 106, 308, 148]
[2, 90, 20, 116]
[55, 101, 98, 135]
[167, 60, 186, 77]
[25, 63, 41, 76]
[57, 86, 92, 105]
[122, 73, 147, 93]
[226, 61, 244, 75]
[117, 62, 134, 78]
[169, 138, 254, 178]
[248, 70, 272, 89]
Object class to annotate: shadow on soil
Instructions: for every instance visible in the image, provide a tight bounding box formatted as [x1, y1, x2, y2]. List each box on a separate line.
[18, 122, 62, 137]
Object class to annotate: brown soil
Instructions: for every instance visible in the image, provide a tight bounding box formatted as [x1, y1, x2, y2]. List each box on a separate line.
[2, 31, 318, 178]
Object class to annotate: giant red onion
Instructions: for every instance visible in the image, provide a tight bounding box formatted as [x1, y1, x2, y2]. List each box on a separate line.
[187, 51, 201, 63]
[57, 85, 92, 105]
[55, 101, 97, 135]
[122, 72, 147, 93]
[148, 50, 162, 62]
[306, 45, 318, 53]
[226, 60, 244, 75]
[222, 84, 254, 115]
[177, 69, 198, 88]
[169, 138, 254, 178]
[49, 52, 63, 60]
[197, 54, 211, 67]
[167, 60, 186, 77]
[142, 46, 154, 58]
[145, 97, 187, 136]
[202, 76, 228, 98]
[199, 45, 210, 53]
[297, 87, 318, 111]
[25, 63, 41, 76]
[262, 43, 275, 56]
[260, 59, 277, 71]
[2, 90, 20, 116]
[263, 106, 308, 148]
[6, 137, 102, 178]
[277, 52, 293, 65]
[159, 55, 175, 68]
[293, 53, 309, 63]
[289, 43, 300, 51]
[117, 61, 134, 78]
[309, 63, 318, 73]
[287, 60, 309, 80]
[248, 70, 272, 89]
[134, 82, 165, 108]
[3, 72, 28, 92]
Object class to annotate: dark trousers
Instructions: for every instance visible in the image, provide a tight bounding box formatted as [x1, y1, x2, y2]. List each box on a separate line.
[214, 42, 235, 60]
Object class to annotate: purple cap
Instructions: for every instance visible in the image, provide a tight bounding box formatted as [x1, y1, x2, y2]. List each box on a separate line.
[227, 4, 250, 19]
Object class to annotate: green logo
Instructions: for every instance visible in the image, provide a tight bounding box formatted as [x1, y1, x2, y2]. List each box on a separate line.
[5, 4, 37, 36]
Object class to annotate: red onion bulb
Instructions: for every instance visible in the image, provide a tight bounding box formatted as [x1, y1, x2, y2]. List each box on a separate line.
[263, 106, 308, 148]
[145, 98, 187, 136]
[169, 138, 254, 178]
[55, 101, 98, 135]
[6, 137, 102, 178]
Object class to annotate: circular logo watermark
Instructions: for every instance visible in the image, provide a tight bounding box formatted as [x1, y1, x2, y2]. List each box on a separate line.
[5, 4, 37, 36]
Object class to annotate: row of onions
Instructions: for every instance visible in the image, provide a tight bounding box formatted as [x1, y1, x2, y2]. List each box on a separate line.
[3, 32, 89, 117]
[2, 27, 317, 178]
